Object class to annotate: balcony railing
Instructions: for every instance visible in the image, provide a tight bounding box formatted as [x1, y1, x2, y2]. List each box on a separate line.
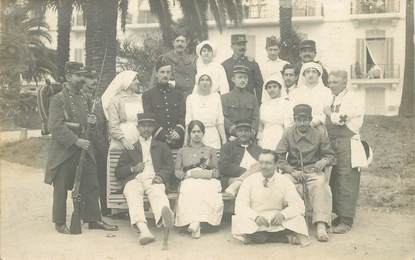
[350, 64, 400, 79]
[238, 0, 323, 19]
[351, 0, 400, 14]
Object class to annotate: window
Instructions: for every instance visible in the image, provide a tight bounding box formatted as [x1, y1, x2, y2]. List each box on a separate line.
[352, 0, 400, 14]
[353, 31, 396, 79]
[74, 48, 84, 63]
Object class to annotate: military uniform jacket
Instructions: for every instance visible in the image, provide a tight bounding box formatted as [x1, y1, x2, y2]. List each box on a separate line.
[142, 83, 186, 147]
[163, 50, 197, 96]
[218, 140, 262, 178]
[221, 88, 259, 137]
[45, 86, 95, 184]
[222, 55, 264, 103]
[115, 139, 175, 189]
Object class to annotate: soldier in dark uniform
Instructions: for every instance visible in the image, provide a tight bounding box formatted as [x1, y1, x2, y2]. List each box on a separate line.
[143, 58, 186, 150]
[45, 62, 118, 234]
[151, 29, 196, 97]
[222, 34, 264, 104]
[221, 65, 259, 140]
[296, 40, 329, 86]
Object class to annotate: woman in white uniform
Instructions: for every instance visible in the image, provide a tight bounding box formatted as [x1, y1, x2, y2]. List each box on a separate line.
[258, 79, 293, 150]
[102, 70, 144, 151]
[194, 40, 230, 95]
[185, 74, 227, 149]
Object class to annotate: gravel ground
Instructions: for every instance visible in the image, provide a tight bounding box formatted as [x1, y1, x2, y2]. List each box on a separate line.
[0, 160, 414, 260]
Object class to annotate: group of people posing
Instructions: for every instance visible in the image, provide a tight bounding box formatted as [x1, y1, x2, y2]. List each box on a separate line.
[45, 30, 369, 248]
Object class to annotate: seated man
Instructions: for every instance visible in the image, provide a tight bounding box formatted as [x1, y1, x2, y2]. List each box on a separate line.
[218, 119, 263, 196]
[232, 150, 310, 246]
[115, 113, 175, 245]
[275, 104, 335, 242]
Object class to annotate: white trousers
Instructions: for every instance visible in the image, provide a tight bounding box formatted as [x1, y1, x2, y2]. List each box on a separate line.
[123, 174, 170, 226]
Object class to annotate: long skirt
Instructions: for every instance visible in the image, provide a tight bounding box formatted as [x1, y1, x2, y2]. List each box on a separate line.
[232, 209, 309, 242]
[175, 178, 224, 227]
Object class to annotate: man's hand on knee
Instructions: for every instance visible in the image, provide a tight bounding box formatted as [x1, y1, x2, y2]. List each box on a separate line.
[314, 159, 329, 172]
[152, 175, 164, 184]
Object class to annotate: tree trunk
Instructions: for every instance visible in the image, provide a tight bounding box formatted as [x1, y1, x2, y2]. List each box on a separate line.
[85, 0, 118, 97]
[279, 0, 294, 62]
[56, 0, 73, 82]
[399, 0, 414, 117]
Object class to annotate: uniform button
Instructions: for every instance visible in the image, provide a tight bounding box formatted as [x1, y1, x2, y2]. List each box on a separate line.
[166, 109, 169, 112]
[167, 115, 170, 117]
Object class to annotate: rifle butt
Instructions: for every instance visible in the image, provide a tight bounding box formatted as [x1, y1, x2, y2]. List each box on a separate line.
[70, 205, 82, 234]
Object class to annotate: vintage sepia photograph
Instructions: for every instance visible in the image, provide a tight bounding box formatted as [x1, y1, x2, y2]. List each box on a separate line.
[0, 0, 414, 259]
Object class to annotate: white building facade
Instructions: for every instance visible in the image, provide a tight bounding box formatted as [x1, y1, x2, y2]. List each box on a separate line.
[45, 0, 406, 116]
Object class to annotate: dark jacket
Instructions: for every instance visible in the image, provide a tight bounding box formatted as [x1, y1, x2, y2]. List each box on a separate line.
[44, 87, 94, 184]
[142, 83, 186, 149]
[221, 88, 259, 137]
[218, 140, 263, 187]
[114, 139, 175, 190]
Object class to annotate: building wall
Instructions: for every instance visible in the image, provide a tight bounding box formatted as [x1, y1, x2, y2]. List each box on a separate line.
[44, 0, 406, 116]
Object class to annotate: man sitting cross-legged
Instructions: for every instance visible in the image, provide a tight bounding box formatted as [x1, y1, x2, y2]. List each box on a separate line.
[275, 104, 335, 242]
[115, 113, 175, 245]
[232, 150, 310, 246]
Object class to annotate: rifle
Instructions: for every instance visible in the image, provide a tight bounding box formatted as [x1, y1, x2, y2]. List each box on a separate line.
[298, 149, 312, 228]
[69, 100, 99, 234]
[70, 49, 107, 234]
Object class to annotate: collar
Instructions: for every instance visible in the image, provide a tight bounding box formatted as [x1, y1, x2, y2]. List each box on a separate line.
[236, 139, 252, 148]
[65, 83, 81, 95]
[187, 143, 206, 148]
[138, 135, 152, 143]
[232, 54, 246, 61]
[293, 127, 314, 143]
[157, 83, 170, 91]
[335, 88, 348, 98]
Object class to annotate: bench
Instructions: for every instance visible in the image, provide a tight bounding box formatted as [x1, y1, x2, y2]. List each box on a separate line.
[106, 149, 235, 216]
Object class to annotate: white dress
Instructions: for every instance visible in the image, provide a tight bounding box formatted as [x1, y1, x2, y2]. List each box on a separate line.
[258, 98, 293, 150]
[107, 93, 144, 150]
[185, 92, 224, 149]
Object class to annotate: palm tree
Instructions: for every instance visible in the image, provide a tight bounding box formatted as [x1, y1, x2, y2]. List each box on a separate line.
[399, 0, 414, 117]
[84, 0, 119, 97]
[27, 0, 82, 82]
[84, 0, 242, 96]
[0, 5, 57, 84]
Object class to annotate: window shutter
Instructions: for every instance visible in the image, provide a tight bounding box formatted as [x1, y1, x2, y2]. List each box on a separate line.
[355, 38, 365, 78]
[385, 37, 394, 77]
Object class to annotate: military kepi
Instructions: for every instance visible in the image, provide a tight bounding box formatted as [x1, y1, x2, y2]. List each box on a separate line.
[233, 65, 249, 75]
[234, 119, 253, 129]
[137, 113, 157, 124]
[299, 40, 316, 51]
[65, 61, 86, 75]
[155, 57, 171, 72]
[293, 104, 312, 118]
[231, 34, 247, 44]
